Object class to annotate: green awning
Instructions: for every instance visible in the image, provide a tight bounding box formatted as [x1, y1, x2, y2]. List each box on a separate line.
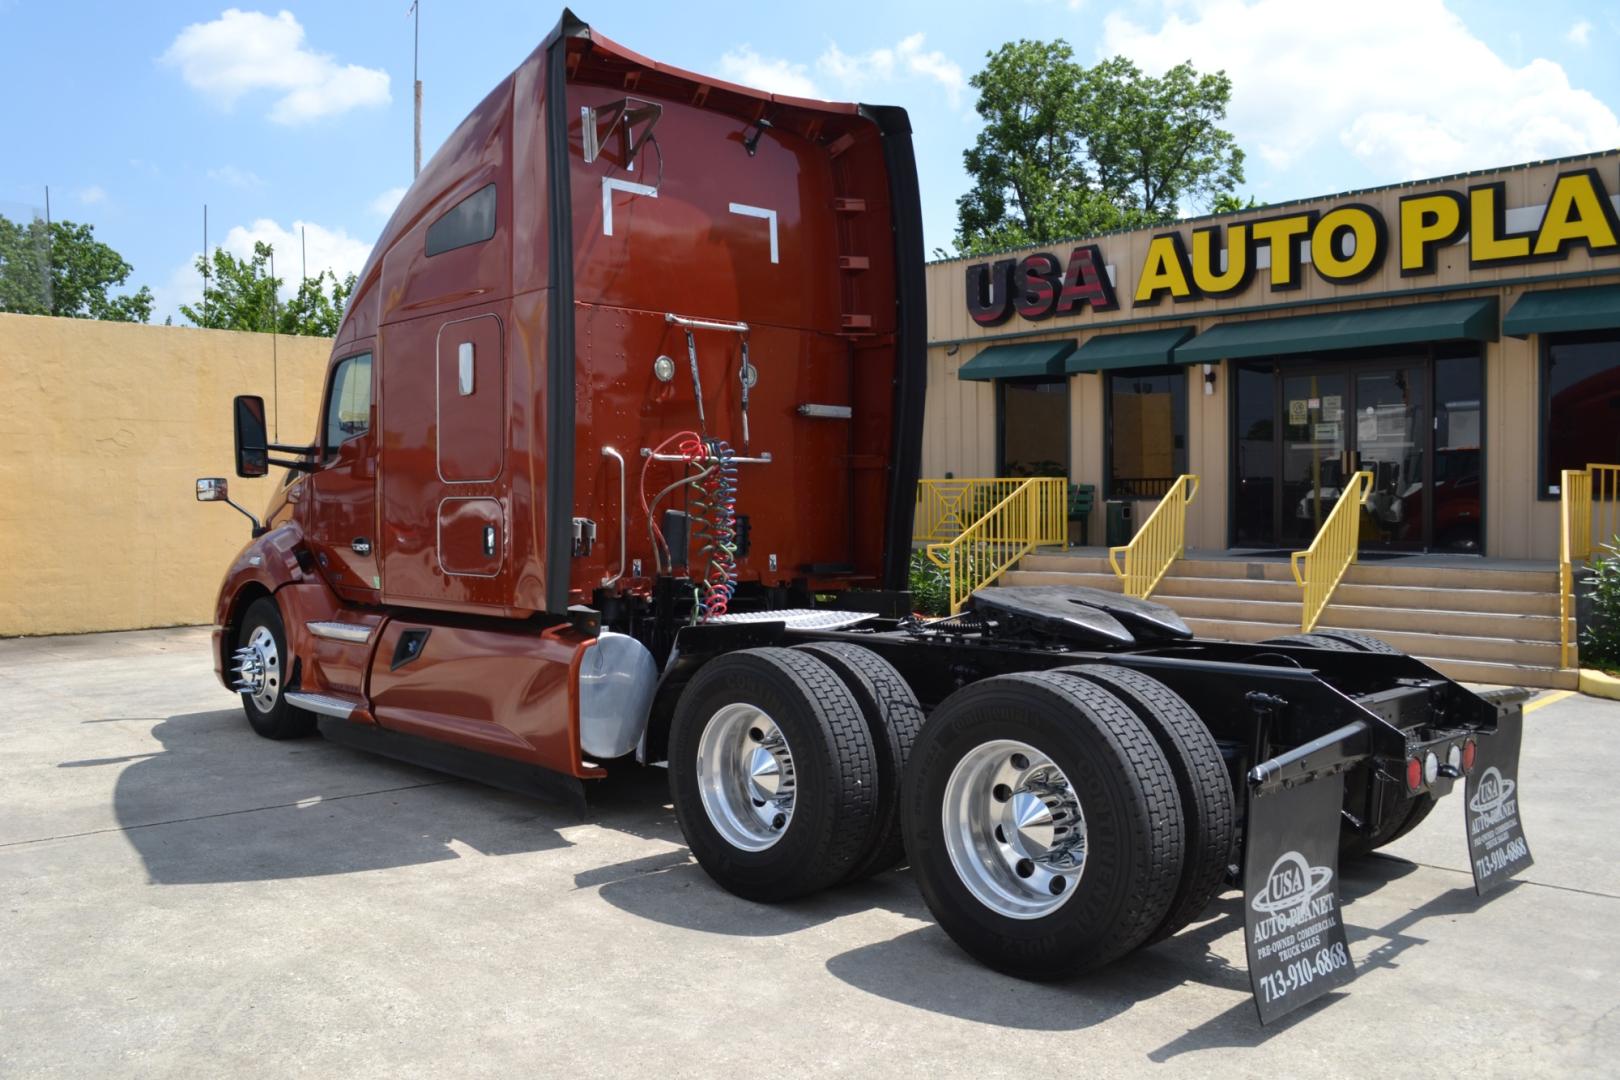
[1067, 326, 1196, 373]
[956, 339, 1076, 381]
[1173, 297, 1499, 365]
[1503, 284, 1620, 338]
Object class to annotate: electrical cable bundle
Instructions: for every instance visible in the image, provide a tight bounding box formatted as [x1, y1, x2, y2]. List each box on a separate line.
[689, 437, 739, 620]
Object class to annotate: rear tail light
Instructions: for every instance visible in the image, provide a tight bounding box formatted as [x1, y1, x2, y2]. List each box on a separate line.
[1406, 756, 1424, 792]
[1462, 738, 1477, 773]
[1423, 751, 1439, 785]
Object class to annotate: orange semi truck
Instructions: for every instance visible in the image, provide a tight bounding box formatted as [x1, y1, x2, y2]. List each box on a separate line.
[197, 11, 1532, 1023]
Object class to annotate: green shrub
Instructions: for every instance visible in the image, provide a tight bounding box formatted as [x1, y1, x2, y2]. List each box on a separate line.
[909, 550, 949, 616]
[1581, 540, 1620, 669]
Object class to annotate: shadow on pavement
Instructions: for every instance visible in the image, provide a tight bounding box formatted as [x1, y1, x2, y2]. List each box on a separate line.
[106, 708, 674, 886]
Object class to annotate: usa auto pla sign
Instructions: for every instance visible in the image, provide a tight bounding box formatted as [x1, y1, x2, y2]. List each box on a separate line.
[965, 167, 1620, 327]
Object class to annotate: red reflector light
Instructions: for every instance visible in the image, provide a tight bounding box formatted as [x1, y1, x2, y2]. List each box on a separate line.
[1462, 738, 1477, 773]
[1406, 757, 1424, 792]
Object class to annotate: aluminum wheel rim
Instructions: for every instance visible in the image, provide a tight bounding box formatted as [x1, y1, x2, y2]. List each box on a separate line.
[941, 739, 1087, 919]
[695, 703, 797, 852]
[236, 625, 282, 713]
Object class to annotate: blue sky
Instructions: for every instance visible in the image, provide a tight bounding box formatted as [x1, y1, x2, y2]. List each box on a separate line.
[4, 0, 1620, 322]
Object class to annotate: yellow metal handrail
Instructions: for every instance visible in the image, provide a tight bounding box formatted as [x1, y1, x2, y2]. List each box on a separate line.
[1107, 474, 1200, 598]
[925, 477, 1068, 613]
[1290, 470, 1373, 632]
[914, 478, 1037, 542]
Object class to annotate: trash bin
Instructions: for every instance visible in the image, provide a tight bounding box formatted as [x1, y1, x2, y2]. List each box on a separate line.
[1105, 500, 1133, 546]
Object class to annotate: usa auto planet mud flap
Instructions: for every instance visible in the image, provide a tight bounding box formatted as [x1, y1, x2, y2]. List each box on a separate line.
[1243, 774, 1355, 1024]
[1466, 703, 1533, 895]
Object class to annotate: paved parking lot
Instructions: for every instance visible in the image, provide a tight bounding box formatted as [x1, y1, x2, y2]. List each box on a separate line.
[3, 627, 1618, 1078]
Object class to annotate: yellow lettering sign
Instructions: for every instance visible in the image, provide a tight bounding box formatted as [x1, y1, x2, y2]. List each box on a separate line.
[1250, 214, 1312, 290]
[1190, 224, 1251, 297]
[1312, 205, 1385, 283]
[1533, 169, 1620, 257]
[1469, 183, 1532, 264]
[1399, 191, 1466, 275]
[1135, 234, 1195, 305]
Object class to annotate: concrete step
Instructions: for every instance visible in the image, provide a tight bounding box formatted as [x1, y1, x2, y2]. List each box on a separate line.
[1180, 617, 1560, 666]
[1000, 569, 1122, 591]
[1154, 576, 1301, 602]
[1319, 605, 1560, 642]
[1420, 657, 1577, 690]
[1332, 582, 1559, 616]
[1341, 562, 1557, 591]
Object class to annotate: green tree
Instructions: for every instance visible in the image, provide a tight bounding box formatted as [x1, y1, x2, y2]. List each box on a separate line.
[954, 42, 1246, 255]
[181, 241, 353, 336]
[0, 214, 154, 322]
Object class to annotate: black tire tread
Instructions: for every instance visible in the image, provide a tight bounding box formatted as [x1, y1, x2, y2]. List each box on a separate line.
[1311, 629, 1403, 655]
[669, 647, 879, 900]
[1260, 632, 1356, 652]
[1052, 665, 1234, 943]
[238, 597, 316, 740]
[794, 642, 923, 882]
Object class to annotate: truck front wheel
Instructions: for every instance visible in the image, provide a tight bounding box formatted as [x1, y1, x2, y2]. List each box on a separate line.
[233, 597, 316, 740]
[668, 648, 880, 902]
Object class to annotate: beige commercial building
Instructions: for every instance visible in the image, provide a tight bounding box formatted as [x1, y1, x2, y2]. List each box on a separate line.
[923, 150, 1620, 561]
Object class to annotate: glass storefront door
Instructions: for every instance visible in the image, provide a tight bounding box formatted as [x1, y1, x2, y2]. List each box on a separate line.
[1280, 371, 1348, 546]
[1232, 348, 1481, 553]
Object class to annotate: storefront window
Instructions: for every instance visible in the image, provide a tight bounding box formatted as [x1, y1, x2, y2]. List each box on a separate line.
[998, 378, 1070, 477]
[1542, 332, 1620, 496]
[1106, 367, 1187, 499]
[1233, 362, 1276, 545]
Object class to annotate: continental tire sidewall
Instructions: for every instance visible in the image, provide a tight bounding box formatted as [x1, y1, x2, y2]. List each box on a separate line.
[237, 597, 314, 740]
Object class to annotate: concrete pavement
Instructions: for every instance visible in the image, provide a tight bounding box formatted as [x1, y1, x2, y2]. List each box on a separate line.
[2, 627, 1617, 1077]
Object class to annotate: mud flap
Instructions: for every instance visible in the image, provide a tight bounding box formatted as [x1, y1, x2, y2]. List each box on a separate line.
[1466, 703, 1533, 895]
[1243, 774, 1355, 1024]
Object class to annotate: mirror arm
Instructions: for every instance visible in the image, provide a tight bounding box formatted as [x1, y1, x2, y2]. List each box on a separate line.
[220, 496, 266, 537]
[267, 442, 315, 454]
[267, 457, 317, 472]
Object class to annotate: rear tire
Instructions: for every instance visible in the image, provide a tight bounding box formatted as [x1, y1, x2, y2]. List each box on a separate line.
[235, 597, 316, 740]
[1051, 665, 1234, 943]
[669, 648, 879, 902]
[794, 642, 923, 882]
[1311, 629, 1402, 654]
[1259, 632, 1356, 651]
[902, 672, 1184, 979]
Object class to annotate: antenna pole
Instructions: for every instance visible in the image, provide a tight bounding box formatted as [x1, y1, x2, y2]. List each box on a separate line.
[301, 224, 307, 287]
[413, 1, 422, 177]
[202, 204, 209, 327]
[43, 185, 50, 227]
[270, 247, 279, 441]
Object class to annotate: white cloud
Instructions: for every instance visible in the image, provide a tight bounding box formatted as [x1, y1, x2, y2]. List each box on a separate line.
[819, 34, 967, 105]
[77, 185, 106, 205]
[369, 186, 407, 218]
[718, 45, 822, 98]
[1102, 0, 1620, 179]
[719, 33, 965, 105]
[206, 165, 264, 189]
[1567, 20, 1592, 46]
[222, 218, 372, 297]
[160, 8, 390, 125]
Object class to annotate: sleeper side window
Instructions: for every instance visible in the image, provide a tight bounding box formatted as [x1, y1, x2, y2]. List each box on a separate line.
[323, 353, 373, 457]
[425, 184, 497, 256]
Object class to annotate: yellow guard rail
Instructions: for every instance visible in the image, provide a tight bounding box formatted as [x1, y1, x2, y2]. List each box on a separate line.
[1560, 464, 1620, 668]
[914, 478, 1035, 542]
[925, 477, 1067, 613]
[1290, 470, 1373, 632]
[1107, 474, 1200, 598]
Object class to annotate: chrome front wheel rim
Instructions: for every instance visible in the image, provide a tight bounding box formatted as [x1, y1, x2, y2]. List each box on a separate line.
[695, 703, 797, 852]
[941, 739, 1087, 919]
[233, 625, 281, 713]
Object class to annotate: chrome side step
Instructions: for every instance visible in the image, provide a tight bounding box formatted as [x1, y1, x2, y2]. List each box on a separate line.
[284, 692, 359, 720]
[306, 621, 373, 643]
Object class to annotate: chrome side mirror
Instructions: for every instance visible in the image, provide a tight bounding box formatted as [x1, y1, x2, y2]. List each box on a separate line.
[195, 475, 264, 536]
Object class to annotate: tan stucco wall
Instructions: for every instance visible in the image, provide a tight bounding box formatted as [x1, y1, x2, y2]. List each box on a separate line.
[922, 151, 1620, 557]
[0, 314, 332, 636]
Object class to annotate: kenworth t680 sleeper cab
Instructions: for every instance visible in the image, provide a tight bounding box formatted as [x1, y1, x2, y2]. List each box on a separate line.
[196, 10, 1533, 1023]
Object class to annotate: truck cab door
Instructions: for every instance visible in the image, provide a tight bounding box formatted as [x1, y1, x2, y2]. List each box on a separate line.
[307, 347, 382, 602]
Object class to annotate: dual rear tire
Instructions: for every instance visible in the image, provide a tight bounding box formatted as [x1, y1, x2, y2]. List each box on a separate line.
[670, 646, 1231, 980]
